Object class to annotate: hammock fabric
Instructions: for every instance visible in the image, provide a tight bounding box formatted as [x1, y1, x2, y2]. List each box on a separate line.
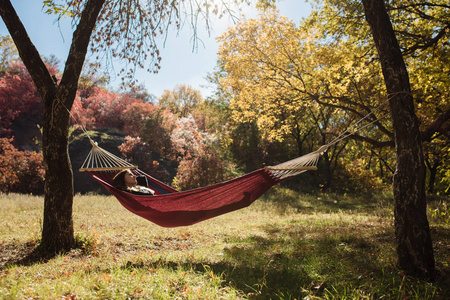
[86, 168, 282, 227]
[80, 140, 326, 227]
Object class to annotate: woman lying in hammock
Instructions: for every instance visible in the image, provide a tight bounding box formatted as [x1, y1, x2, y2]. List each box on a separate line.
[113, 169, 155, 195]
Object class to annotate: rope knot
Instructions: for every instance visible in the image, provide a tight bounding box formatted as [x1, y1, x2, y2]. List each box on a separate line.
[315, 145, 328, 154]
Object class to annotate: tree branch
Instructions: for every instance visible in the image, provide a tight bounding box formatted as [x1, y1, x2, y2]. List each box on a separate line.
[403, 25, 450, 55]
[59, 0, 106, 108]
[350, 133, 395, 148]
[421, 108, 450, 141]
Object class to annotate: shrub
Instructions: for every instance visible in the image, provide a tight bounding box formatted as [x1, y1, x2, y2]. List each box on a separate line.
[171, 116, 234, 190]
[173, 147, 233, 190]
[118, 136, 173, 184]
[71, 87, 144, 130]
[0, 137, 45, 194]
[0, 62, 43, 138]
[333, 158, 388, 193]
[122, 102, 156, 135]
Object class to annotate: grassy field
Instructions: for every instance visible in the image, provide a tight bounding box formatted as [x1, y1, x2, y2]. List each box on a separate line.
[0, 188, 449, 299]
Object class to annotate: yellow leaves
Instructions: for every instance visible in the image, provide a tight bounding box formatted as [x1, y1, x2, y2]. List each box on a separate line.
[219, 10, 319, 139]
[43, 0, 73, 17]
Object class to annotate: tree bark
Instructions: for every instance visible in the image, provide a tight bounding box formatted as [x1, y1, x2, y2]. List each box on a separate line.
[0, 0, 106, 253]
[41, 97, 75, 251]
[361, 0, 435, 279]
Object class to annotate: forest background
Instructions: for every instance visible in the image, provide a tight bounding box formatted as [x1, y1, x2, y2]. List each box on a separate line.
[0, 0, 449, 197]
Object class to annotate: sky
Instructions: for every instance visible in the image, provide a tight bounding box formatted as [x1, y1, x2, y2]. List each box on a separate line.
[0, 0, 312, 98]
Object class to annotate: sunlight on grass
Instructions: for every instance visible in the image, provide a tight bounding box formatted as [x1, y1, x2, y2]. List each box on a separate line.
[0, 190, 448, 299]
[0, 193, 43, 242]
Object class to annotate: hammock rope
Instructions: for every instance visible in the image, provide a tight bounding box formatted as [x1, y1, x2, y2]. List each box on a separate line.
[264, 145, 328, 179]
[77, 105, 390, 178]
[79, 139, 137, 172]
[78, 139, 327, 179]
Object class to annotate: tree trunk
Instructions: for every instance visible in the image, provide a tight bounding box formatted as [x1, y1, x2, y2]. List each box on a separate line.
[427, 163, 437, 195]
[361, 0, 435, 279]
[1, 0, 106, 253]
[41, 93, 75, 251]
[425, 159, 439, 195]
[321, 151, 332, 191]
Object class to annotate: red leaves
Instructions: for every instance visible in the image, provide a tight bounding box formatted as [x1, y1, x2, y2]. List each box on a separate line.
[0, 137, 45, 194]
[0, 62, 43, 138]
[71, 87, 149, 130]
[122, 102, 156, 135]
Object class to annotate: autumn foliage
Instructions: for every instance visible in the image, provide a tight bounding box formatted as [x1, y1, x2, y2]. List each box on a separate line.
[0, 138, 44, 194]
[0, 62, 43, 138]
[170, 116, 233, 190]
[0, 56, 236, 193]
[0, 62, 48, 194]
[2, 2, 448, 194]
[216, 7, 449, 194]
[72, 87, 146, 130]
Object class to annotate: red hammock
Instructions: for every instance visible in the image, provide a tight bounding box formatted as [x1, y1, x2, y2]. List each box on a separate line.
[86, 168, 282, 227]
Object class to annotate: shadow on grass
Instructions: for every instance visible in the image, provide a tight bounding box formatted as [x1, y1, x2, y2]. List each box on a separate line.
[116, 230, 388, 298]
[123, 255, 314, 299]
[259, 187, 386, 215]
[0, 240, 58, 270]
[218, 230, 390, 298]
[0, 237, 93, 270]
[120, 223, 450, 299]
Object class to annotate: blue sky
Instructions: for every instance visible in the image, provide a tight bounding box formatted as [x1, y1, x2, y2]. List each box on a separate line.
[1, 0, 311, 98]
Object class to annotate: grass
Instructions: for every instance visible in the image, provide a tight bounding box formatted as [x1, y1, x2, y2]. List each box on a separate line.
[0, 188, 449, 299]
